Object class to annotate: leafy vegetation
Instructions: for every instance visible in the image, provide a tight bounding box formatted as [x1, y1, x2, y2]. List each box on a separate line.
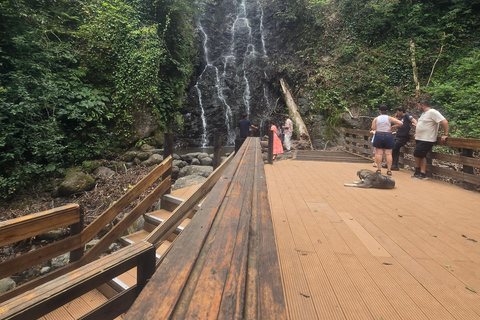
[0, 0, 195, 198]
[273, 0, 480, 138]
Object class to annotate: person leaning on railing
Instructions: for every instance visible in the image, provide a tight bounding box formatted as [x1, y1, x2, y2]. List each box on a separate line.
[411, 100, 449, 180]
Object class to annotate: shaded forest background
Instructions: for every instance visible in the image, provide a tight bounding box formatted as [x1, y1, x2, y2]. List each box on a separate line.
[1, 0, 479, 199]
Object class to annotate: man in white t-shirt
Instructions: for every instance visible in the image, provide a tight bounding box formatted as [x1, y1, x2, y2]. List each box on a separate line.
[412, 100, 449, 180]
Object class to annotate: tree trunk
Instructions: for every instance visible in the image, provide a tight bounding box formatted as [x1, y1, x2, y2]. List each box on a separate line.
[410, 39, 420, 96]
[280, 78, 313, 150]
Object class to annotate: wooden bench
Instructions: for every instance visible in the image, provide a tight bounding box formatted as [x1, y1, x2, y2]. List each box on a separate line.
[0, 241, 156, 320]
[124, 137, 287, 319]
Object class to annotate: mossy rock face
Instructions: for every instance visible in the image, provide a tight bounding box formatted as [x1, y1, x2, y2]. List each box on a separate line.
[57, 171, 95, 197]
[82, 160, 102, 173]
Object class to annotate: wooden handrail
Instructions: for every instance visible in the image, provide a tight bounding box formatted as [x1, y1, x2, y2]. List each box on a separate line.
[0, 156, 173, 303]
[344, 128, 480, 188]
[0, 241, 156, 320]
[344, 128, 480, 150]
[0, 204, 81, 247]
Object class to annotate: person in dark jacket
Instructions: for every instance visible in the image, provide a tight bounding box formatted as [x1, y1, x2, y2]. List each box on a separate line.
[383, 107, 417, 170]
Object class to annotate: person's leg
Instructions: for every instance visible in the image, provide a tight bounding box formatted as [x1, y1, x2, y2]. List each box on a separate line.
[385, 149, 393, 171]
[392, 137, 407, 168]
[420, 157, 427, 174]
[375, 148, 384, 171]
[285, 134, 291, 151]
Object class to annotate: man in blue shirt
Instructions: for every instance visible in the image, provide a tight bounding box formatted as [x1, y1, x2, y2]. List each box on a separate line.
[238, 114, 258, 139]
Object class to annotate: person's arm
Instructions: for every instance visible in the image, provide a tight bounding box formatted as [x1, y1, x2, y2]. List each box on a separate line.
[250, 124, 258, 130]
[411, 118, 418, 127]
[389, 116, 403, 127]
[371, 118, 377, 131]
[440, 119, 449, 141]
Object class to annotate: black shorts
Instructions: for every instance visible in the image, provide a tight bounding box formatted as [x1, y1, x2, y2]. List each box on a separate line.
[414, 140, 435, 158]
[373, 133, 395, 149]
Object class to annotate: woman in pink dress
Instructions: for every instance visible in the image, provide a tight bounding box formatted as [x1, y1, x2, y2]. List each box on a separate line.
[270, 122, 284, 160]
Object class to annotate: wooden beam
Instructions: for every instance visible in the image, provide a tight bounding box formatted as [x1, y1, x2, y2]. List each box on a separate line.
[82, 176, 171, 263]
[145, 152, 235, 246]
[82, 156, 172, 243]
[0, 204, 80, 247]
[0, 234, 82, 280]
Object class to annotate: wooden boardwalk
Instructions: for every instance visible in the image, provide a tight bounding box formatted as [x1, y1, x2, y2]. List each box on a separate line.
[265, 158, 480, 320]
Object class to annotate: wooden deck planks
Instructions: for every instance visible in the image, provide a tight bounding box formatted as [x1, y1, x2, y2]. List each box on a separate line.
[280, 162, 401, 319]
[265, 159, 480, 320]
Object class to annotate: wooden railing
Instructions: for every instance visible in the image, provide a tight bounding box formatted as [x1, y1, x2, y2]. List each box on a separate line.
[0, 155, 172, 303]
[124, 137, 286, 320]
[0, 241, 156, 320]
[345, 128, 480, 189]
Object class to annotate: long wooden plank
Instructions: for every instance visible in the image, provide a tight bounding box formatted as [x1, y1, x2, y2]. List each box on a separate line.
[246, 143, 287, 320]
[0, 204, 80, 247]
[216, 144, 255, 319]
[124, 140, 247, 320]
[178, 140, 254, 319]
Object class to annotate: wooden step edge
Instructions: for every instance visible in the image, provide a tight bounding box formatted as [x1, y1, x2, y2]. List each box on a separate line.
[161, 194, 202, 211]
[144, 214, 186, 232]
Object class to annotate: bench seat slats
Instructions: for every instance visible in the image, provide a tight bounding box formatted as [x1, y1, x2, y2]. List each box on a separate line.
[124, 137, 286, 320]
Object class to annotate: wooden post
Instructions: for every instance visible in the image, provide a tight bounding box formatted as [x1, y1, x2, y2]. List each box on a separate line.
[136, 245, 156, 291]
[268, 129, 274, 164]
[213, 131, 223, 169]
[163, 133, 174, 194]
[69, 206, 84, 262]
[164, 133, 174, 159]
[462, 148, 475, 190]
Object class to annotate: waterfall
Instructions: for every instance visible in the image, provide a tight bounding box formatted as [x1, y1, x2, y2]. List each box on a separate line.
[191, 0, 274, 146]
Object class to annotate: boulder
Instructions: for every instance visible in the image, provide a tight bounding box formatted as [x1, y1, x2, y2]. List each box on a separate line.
[171, 166, 180, 180]
[178, 165, 213, 178]
[140, 144, 154, 151]
[136, 152, 151, 161]
[123, 151, 137, 162]
[56, 171, 95, 197]
[173, 175, 206, 190]
[200, 157, 213, 166]
[181, 152, 200, 162]
[197, 152, 210, 159]
[0, 278, 16, 294]
[94, 166, 115, 179]
[51, 253, 70, 269]
[142, 154, 164, 167]
[191, 158, 201, 165]
[173, 160, 188, 168]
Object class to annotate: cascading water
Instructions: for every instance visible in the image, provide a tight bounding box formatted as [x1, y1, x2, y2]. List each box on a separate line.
[189, 0, 277, 146]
